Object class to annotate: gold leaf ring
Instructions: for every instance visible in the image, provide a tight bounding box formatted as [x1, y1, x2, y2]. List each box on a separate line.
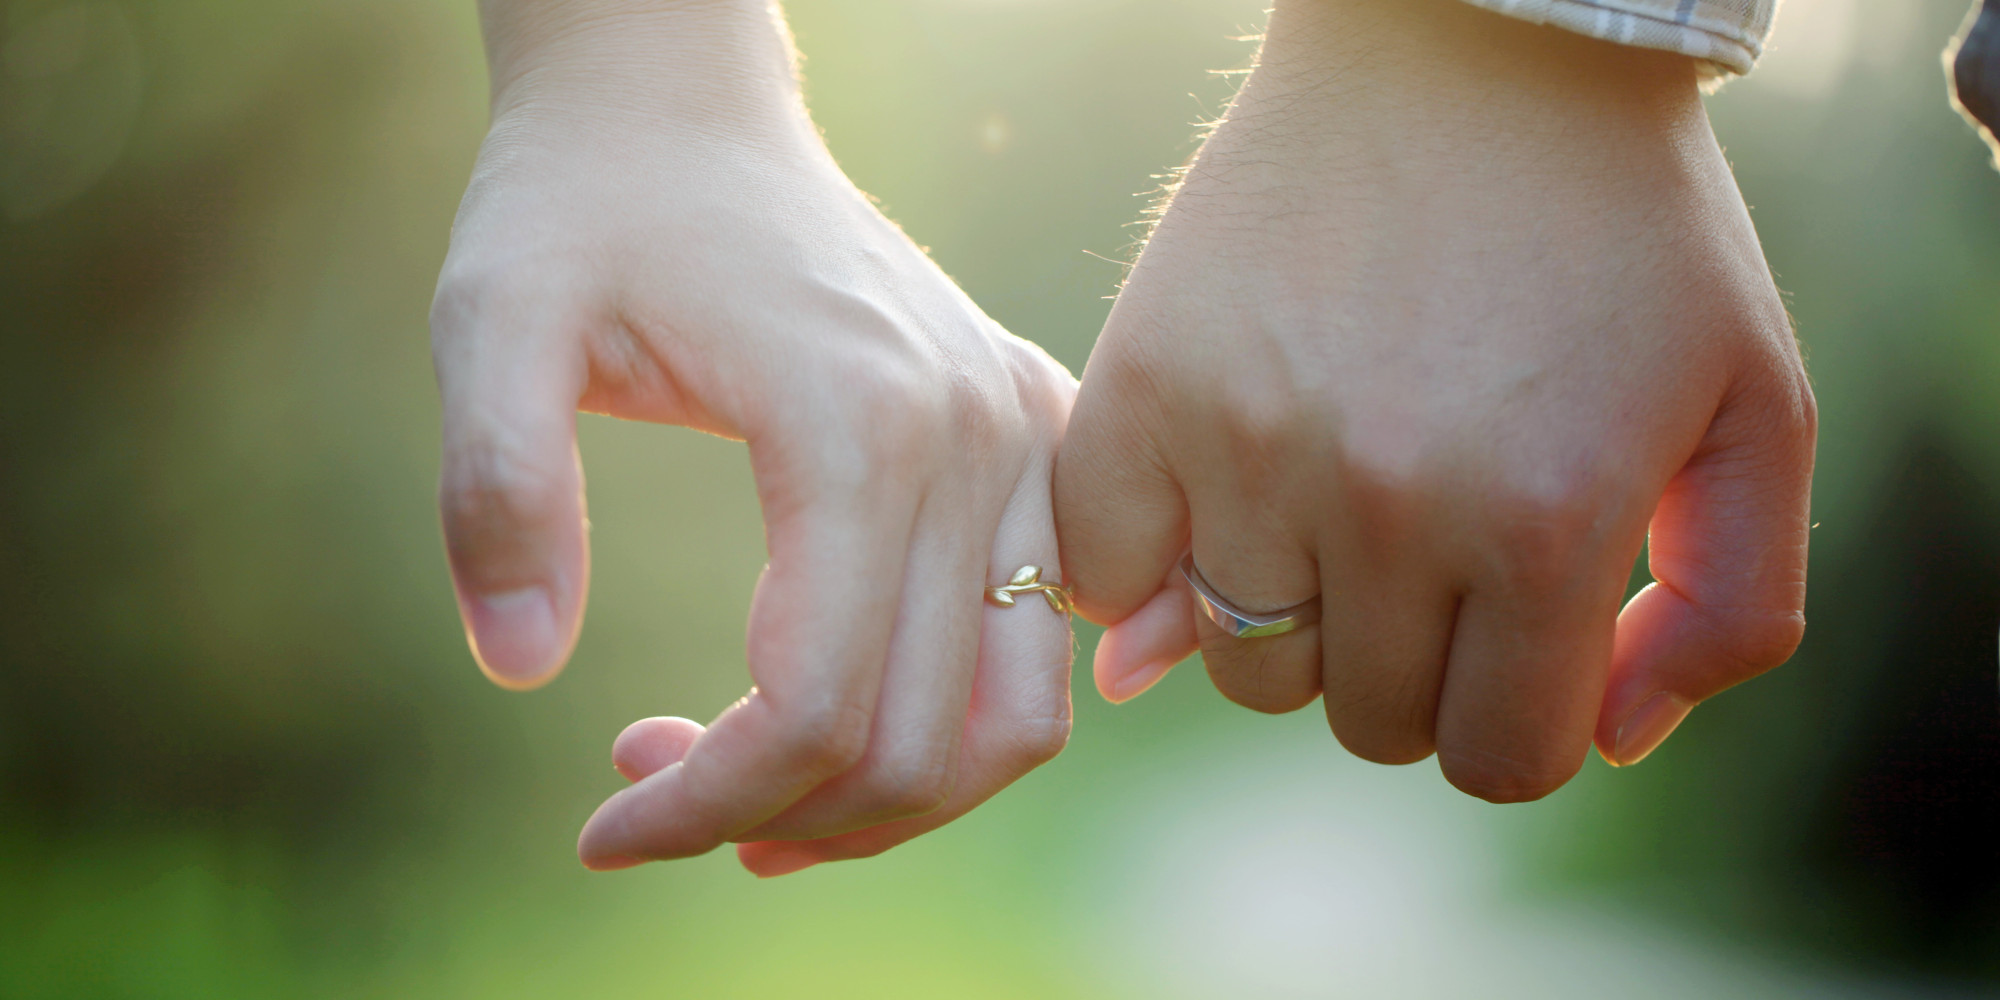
[984, 565, 1073, 614]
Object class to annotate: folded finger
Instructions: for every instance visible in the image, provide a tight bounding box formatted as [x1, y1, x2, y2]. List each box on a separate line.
[1435, 515, 1637, 803]
[1317, 511, 1458, 766]
[1053, 344, 1187, 625]
[739, 470, 1074, 875]
[735, 483, 993, 841]
[574, 451, 917, 867]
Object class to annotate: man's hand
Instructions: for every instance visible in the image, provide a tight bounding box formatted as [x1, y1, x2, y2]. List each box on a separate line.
[434, 0, 1076, 873]
[1055, 0, 1814, 800]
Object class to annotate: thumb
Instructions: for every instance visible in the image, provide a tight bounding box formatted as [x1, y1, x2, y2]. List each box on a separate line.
[1600, 368, 1817, 766]
[1053, 356, 1195, 701]
[432, 287, 590, 691]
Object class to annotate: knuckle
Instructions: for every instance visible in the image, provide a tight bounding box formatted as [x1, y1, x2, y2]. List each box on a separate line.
[1732, 355, 1818, 468]
[1436, 744, 1580, 804]
[1480, 479, 1609, 590]
[1773, 373, 1819, 457]
[999, 706, 1073, 773]
[1790, 376, 1820, 442]
[1740, 357, 1818, 449]
[428, 270, 479, 341]
[853, 747, 955, 819]
[439, 438, 570, 544]
[935, 329, 1069, 474]
[1000, 335, 1074, 424]
[1210, 386, 1318, 496]
[1214, 384, 1295, 453]
[772, 695, 873, 779]
[429, 260, 542, 349]
[1710, 604, 1807, 676]
[428, 271, 491, 378]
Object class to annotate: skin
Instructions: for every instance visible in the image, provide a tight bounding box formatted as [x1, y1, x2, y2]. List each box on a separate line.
[442, 0, 1809, 878]
[433, 0, 1076, 875]
[1055, 0, 1816, 800]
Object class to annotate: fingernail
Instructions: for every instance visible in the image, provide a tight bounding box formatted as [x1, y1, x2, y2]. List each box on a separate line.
[1108, 659, 1175, 704]
[742, 844, 822, 879]
[462, 585, 561, 690]
[1610, 692, 1694, 767]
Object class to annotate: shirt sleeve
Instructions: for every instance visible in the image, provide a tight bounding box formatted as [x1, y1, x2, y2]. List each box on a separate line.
[1455, 0, 1776, 78]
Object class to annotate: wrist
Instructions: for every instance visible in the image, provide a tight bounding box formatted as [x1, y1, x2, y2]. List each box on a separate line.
[478, 0, 801, 131]
[1243, 0, 1707, 170]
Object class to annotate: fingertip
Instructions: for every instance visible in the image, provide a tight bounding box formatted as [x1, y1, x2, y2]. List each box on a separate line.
[612, 717, 705, 782]
[577, 792, 644, 870]
[1600, 691, 1695, 768]
[1600, 581, 1753, 766]
[460, 584, 574, 690]
[577, 790, 649, 870]
[1600, 582, 1674, 750]
[1101, 658, 1177, 704]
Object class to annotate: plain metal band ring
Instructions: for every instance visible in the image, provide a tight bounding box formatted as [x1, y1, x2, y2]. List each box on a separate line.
[1180, 553, 1322, 639]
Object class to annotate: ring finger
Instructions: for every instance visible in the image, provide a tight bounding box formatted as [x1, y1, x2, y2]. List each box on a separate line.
[1185, 484, 1323, 714]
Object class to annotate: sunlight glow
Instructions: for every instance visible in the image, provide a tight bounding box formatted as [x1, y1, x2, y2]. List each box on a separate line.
[1750, 0, 1921, 100]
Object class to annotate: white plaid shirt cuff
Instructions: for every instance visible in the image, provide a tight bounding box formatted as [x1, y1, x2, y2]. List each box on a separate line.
[1456, 0, 1776, 78]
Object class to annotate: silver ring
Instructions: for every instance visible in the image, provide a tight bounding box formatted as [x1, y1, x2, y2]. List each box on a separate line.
[1180, 553, 1322, 639]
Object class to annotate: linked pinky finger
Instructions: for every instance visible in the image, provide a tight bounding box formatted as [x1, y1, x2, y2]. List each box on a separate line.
[1092, 579, 1198, 704]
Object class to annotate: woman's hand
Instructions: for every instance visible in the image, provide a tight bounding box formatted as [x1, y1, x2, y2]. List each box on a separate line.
[1055, 0, 1814, 800]
[433, 0, 1076, 873]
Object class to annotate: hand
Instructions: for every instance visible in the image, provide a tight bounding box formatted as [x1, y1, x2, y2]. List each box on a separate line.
[432, 0, 1076, 873]
[1054, 0, 1814, 801]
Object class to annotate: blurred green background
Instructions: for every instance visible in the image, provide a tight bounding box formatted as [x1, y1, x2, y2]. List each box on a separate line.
[4, 0, 2000, 995]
